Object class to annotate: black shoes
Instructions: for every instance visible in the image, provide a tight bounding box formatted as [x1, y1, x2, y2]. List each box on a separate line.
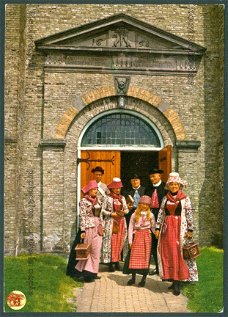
[109, 262, 120, 272]
[109, 264, 115, 272]
[114, 262, 121, 271]
[172, 282, 180, 296]
[84, 276, 101, 282]
[127, 279, 146, 287]
[138, 280, 146, 287]
[173, 289, 180, 296]
[73, 276, 84, 282]
[168, 283, 174, 290]
[168, 281, 181, 295]
[127, 279, 135, 286]
[84, 276, 94, 283]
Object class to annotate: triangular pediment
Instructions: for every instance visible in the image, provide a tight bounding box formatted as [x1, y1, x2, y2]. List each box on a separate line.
[35, 13, 205, 54]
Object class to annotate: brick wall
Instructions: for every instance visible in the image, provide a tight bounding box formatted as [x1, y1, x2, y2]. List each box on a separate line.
[4, 4, 224, 254]
[198, 5, 224, 246]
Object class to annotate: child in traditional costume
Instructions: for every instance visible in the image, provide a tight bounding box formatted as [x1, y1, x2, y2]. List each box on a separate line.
[124, 195, 155, 287]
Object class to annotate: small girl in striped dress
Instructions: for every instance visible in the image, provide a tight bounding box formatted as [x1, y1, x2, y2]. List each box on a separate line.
[123, 195, 155, 287]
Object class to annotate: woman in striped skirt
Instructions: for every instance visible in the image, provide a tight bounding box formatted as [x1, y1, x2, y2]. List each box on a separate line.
[124, 195, 155, 287]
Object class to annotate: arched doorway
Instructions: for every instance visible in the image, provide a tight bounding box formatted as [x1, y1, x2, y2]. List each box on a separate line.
[77, 109, 171, 194]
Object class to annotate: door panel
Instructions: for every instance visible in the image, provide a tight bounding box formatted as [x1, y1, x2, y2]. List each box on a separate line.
[158, 145, 172, 182]
[80, 147, 171, 189]
[80, 150, 121, 189]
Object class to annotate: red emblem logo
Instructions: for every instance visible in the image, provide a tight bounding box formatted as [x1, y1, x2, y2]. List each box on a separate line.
[7, 291, 26, 310]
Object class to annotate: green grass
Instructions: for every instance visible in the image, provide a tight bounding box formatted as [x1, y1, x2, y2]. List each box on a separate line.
[4, 254, 83, 312]
[182, 247, 224, 312]
[4, 248, 224, 313]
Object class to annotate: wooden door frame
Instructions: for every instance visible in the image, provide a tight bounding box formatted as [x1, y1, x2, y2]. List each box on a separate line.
[77, 108, 166, 201]
[77, 146, 165, 215]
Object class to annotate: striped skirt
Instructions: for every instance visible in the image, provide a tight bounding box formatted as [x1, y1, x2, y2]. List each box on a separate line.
[129, 229, 152, 270]
[111, 217, 126, 262]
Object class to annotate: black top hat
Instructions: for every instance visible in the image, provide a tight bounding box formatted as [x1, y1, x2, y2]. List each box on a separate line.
[129, 173, 141, 180]
[91, 166, 104, 174]
[149, 168, 164, 175]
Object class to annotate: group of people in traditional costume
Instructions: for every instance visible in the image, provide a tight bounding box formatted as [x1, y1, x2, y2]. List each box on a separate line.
[66, 166, 198, 296]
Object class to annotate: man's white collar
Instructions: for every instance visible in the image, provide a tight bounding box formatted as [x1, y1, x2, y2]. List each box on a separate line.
[153, 180, 162, 187]
[132, 185, 141, 190]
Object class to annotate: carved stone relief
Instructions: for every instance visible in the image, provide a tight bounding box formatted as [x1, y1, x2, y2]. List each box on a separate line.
[114, 76, 130, 95]
[37, 15, 205, 74]
[110, 28, 132, 48]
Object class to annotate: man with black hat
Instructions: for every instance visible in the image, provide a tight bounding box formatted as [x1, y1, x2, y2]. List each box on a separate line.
[123, 173, 145, 228]
[145, 168, 168, 275]
[91, 166, 110, 204]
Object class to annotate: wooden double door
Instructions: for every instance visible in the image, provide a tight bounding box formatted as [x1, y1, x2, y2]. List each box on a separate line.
[80, 145, 171, 190]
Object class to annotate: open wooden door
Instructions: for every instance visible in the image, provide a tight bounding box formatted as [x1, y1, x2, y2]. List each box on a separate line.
[158, 145, 172, 182]
[79, 150, 121, 189]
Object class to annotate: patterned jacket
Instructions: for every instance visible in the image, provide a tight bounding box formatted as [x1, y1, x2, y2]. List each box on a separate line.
[79, 198, 101, 231]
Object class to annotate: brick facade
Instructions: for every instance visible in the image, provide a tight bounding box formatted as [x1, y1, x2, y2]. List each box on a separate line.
[4, 4, 224, 255]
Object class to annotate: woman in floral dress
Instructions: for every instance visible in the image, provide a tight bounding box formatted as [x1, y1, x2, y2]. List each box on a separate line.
[66, 180, 103, 282]
[100, 177, 129, 272]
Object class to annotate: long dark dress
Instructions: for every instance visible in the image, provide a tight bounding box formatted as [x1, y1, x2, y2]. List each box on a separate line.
[66, 229, 82, 278]
[66, 197, 103, 279]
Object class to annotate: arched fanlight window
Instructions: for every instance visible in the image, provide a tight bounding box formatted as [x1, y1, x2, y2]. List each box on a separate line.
[81, 112, 161, 147]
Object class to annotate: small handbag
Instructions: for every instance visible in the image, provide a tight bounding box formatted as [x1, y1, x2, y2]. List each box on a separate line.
[183, 241, 200, 260]
[75, 239, 91, 260]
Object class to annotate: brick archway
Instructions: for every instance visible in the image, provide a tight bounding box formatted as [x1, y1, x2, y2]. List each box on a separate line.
[55, 86, 186, 140]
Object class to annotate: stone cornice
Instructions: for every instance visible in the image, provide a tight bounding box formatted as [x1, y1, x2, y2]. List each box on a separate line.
[176, 140, 201, 150]
[40, 139, 66, 148]
[4, 136, 17, 144]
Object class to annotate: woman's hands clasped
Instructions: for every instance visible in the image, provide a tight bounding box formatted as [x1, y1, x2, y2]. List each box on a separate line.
[111, 210, 125, 218]
[111, 212, 119, 219]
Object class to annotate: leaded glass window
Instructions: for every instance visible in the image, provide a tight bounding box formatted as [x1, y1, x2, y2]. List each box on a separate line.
[81, 113, 161, 147]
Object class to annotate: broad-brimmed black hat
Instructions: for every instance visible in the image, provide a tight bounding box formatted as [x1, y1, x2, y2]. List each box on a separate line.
[149, 168, 164, 175]
[91, 166, 104, 174]
[129, 173, 142, 180]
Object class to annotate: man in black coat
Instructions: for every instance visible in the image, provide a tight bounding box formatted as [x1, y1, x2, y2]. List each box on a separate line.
[145, 168, 168, 275]
[123, 173, 145, 228]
